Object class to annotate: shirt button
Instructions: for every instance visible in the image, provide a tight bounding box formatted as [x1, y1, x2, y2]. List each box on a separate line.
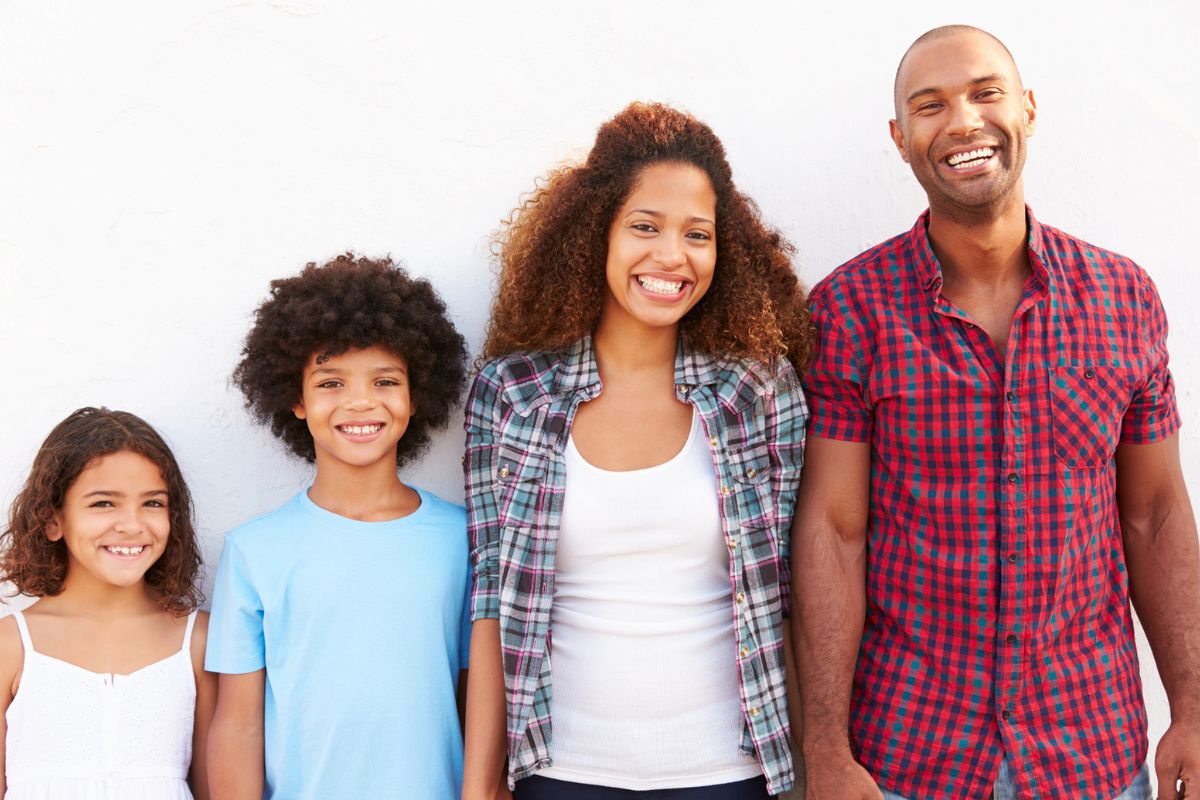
[677, 384, 689, 394]
[721, 485, 731, 496]
[1007, 472, 1018, 483]
[1008, 553, 1018, 564]
[727, 537, 738, 550]
[746, 467, 757, 478]
[499, 466, 511, 478]
[1006, 391, 1015, 402]
[1006, 633, 1018, 645]
[1002, 709, 1013, 722]
[740, 646, 750, 657]
[750, 707, 761, 717]
[736, 592, 746, 603]
[1084, 369, 1095, 380]
[709, 436, 719, 448]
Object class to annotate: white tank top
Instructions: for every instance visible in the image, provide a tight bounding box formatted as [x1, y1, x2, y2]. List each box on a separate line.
[540, 412, 761, 789]
[5, 610, 197, 799]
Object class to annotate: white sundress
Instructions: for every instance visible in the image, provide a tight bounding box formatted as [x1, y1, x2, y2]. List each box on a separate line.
[5, 610, 197, 799]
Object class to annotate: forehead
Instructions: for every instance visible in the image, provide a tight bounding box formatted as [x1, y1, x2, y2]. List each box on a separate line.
[622, 162, 716, 210]
[308, 344, 406, 370]
[73, 451, 165, 490]
[897, 32, 1019, 100]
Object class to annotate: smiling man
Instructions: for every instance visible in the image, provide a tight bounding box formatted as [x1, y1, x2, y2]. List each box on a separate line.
[792, 25, 1200, 800]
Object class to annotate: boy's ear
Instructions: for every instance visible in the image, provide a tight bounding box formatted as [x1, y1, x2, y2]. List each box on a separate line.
[293, 402, 307, 421]
[46, 512, 64, 542]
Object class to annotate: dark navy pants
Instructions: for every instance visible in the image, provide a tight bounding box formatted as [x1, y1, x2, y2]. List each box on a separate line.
[513, 775, 772, 799]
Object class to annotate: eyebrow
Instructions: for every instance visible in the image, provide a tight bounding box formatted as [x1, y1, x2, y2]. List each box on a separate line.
[907, 73, 1007, 104]
[82, 489, 168, 498]
[626, 209, 716, 225]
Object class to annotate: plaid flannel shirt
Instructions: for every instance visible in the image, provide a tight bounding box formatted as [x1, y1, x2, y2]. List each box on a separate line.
[464, 335, 806, 794]
[805, 209, 1180, 799]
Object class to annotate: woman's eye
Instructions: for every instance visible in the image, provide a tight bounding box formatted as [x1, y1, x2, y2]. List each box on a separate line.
[686, 231, 712, 241]
[631, 223, 657, 233]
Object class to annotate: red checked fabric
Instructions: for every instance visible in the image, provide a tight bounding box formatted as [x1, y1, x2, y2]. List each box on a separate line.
[804, 209, 1179, 800]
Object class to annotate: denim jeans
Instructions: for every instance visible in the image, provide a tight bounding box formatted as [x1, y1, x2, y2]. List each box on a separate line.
[880, 761, 1151, 800]
[513, 774, 771, 799]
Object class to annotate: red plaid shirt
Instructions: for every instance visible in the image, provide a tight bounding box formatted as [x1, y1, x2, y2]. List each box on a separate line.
[804, 209, 1179, 799]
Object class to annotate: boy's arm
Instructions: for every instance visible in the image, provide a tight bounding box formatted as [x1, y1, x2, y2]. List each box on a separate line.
[189, 612, 218, 800]
[208, 670, 265, 800]
[462, 619, 510, 800]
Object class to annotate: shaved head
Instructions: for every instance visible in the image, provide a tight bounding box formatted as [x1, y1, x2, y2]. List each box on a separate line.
[894, 25, 1023, 117]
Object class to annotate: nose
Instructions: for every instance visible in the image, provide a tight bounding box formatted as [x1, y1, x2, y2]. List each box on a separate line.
[343, 383, 379, 411]
[653, 235, 687, 269]
[945, 98, 984, 137]
[113, 507, 146, 535]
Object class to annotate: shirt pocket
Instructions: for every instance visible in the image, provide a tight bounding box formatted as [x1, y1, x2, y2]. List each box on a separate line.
[495, 445, 550, 528]
[1047, 365, 1131, 469]
[729, 443, 774, 528]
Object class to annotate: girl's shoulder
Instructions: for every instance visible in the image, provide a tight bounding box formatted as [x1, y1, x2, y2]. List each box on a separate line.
[0, 612, 26, 697]
[188, 610, 210, 668]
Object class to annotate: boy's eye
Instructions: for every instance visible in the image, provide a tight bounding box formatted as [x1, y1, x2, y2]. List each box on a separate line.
[375, 378, 401, 387]
[316, 380, 343, 389]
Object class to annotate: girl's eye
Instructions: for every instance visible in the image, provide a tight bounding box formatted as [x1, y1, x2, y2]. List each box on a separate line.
[144, 499, 167, 509]
[89, 500, 114, 508]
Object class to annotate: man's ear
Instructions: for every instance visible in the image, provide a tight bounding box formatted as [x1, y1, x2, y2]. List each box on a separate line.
[889, 118, 910, 163]
[46, 512, 64, 542]
[1023, 88, 1037, 137]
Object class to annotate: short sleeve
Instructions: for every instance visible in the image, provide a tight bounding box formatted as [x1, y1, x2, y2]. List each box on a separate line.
[204, 537, 266, 674]
[803, 298, 872, 442]
[1121, 270, 1181, 443]
[458, 567, 473, 670]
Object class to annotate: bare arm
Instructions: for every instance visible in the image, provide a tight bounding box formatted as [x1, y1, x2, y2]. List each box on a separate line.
[462, 619, 511, 800]
[790, 436, 881, 800]
[0, 616, 24, 799]
[188, 613, 217, 800]
[1116, 435, 1200, 798]
[207, 670, 265, 800]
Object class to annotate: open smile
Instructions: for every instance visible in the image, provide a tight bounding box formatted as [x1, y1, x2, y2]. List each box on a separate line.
[633, 274, 691, 301]
[336, 422, 385, 441]
[942, 145, 997, 174]
[102, 545, 148, 559]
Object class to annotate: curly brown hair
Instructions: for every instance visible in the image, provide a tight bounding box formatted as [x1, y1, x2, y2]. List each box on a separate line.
[1, 407, 202, 614]
[485, 101, 812, 369]
[234, 253, 468, 466]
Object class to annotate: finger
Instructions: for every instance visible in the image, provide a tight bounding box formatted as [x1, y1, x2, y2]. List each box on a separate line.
[1159, 761, 1180, 800]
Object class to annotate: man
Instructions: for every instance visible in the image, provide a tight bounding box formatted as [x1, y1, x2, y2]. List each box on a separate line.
[792, 25, 1200, 800]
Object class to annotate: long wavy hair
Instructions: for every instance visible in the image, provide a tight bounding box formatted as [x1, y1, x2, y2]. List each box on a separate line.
[485, 101, 812, 370]
[1, 407, 202, 614]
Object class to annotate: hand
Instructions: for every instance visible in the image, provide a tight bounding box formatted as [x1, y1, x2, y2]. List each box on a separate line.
[1156, 720, 1200, 799]
[803, 749, 884, 800]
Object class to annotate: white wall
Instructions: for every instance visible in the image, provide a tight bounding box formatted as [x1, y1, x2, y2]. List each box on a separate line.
[2, 0, 1197, 784]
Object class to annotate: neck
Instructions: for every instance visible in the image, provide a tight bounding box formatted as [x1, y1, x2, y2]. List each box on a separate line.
[927, 188, 1030, 288]
[592, 311, 679, 377]
[55, 571, 159, 616]
[307, 453, 414, 522]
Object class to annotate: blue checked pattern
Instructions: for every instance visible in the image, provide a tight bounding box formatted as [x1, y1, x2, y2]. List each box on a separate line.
[804, 209, 1180, 800]
[464, 335, 807, 794]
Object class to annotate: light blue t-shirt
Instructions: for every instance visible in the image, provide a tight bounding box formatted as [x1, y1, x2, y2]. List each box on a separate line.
[206, 487, 471, 800]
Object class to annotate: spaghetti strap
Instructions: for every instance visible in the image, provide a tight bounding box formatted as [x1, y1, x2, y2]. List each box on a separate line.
[181, 610, 197, 653]
[10, 610, 34, 654]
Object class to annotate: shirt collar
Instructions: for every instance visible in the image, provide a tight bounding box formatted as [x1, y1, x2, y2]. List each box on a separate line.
[908, 205, 1053, 297]
[553, 333, 723, 392]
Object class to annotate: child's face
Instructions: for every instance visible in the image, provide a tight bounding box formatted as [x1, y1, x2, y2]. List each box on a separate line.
[48, 450, 171, 590]
[293, 345, 414, 472]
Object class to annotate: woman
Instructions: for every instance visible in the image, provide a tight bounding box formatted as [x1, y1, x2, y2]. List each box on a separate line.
[463, 102, 812, 799]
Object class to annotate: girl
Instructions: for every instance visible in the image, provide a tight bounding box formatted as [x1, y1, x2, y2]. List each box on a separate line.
[0, 407, 216, 799]
[463, 103, 812, 799]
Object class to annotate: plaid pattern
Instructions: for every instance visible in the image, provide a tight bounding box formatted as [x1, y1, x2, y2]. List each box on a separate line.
[805, 209, 1180, 800]
[465, 335, 807, 794]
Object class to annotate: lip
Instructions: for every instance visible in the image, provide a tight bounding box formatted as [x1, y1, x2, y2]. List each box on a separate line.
[631, 273, 691, 302]
[335, 421, 386, 443]
[100, 544, 151, 560]
[938, 143, 1001, 177]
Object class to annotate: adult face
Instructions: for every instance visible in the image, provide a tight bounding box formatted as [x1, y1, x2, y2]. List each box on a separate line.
[601, 161, 717, 334]
[889, 30, 1037, 218]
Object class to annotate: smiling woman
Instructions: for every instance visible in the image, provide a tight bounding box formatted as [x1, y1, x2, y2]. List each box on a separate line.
[463, 102, 812, 800]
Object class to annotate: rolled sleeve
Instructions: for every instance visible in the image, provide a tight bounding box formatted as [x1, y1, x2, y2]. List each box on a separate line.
[1121, 269, 1181, 443]
[803, 299, 872, 443]
[764, 360, 807, 618]
[464, 364, 505, 621]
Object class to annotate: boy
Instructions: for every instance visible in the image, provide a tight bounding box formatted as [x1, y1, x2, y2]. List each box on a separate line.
[207, 254, 471, 799]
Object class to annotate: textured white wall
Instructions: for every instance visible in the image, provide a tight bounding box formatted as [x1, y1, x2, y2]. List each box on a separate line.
[2, 0, 1197, 786]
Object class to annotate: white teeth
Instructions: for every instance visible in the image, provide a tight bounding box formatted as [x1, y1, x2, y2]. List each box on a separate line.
[105, 545, 144, 556]
[637, 276, 683, 295]
[947, 147, 995, 168]
[340, 424, 383, 435]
